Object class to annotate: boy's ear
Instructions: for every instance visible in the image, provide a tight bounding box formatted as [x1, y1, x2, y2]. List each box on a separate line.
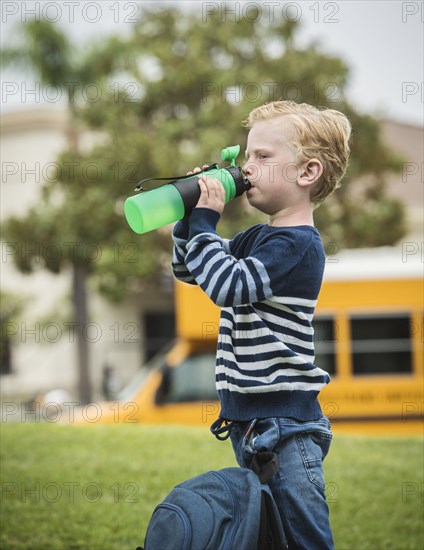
[297, 159, 323, 188]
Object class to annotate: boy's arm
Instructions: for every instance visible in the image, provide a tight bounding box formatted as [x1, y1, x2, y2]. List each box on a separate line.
[185, 208, 299, 307]
[172, 217, 233, 285]
[172, 218, 197, 284]
[172, 166, 234, 285]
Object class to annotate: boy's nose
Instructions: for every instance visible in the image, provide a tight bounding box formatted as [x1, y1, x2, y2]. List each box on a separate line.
[242, 161, 257, 181]
[242, 161, 253, 177]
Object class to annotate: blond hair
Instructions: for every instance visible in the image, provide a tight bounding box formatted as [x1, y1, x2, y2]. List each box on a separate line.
[242, 100, 352, 204]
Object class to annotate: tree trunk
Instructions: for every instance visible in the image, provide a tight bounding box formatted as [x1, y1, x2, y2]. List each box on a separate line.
[67, 99, 92, 404]
[72, 264, 92, 404]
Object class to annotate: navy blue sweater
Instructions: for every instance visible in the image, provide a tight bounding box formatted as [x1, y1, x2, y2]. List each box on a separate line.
[172, 208, 330, 422]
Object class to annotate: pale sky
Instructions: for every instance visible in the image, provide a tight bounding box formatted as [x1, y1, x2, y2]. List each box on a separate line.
[1, 1, 423, 125]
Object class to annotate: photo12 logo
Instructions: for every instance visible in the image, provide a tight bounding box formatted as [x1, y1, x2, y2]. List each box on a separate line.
[1, 480, 140, 503]
[1, 2, 142, 24]
[201, 2, 340, 24]
[2, 400, 140, 423]
[1, 81, 142, 107]
[401, 2, 424, 23]
[201, 81, 343, 105]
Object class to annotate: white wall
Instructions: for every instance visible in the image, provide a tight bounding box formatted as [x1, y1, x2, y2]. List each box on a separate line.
[1, 109, 145, 401]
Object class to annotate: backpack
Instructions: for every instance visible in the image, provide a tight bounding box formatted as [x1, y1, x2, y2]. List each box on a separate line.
[137, 452, 288, 550]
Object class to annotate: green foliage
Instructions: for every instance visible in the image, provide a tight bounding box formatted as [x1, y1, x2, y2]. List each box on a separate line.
[2, 8, 406, 302]
[81, 7, 406, 260]
[1, 20, 72, 85]
[1, 11, 408, 400]
[0, 291, 24, 322]
[1, 423, 422, 550]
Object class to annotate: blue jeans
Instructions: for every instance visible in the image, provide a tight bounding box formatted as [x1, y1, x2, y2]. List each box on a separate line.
[229, 416, 334, 550]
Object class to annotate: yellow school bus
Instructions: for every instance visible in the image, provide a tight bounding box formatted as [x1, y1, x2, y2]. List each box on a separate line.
[80, 247, 423, 435]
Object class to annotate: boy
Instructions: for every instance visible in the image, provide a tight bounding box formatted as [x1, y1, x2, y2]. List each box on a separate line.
[172, 100, 351, 549]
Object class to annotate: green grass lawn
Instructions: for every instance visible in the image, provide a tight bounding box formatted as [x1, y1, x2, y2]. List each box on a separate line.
[0, 423, 422, 550]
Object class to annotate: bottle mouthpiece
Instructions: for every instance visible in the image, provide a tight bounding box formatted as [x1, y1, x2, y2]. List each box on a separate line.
[221, 145, 241, 166]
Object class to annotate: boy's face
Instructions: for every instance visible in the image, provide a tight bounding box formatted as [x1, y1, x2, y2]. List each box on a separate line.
[243, 118, 301, 215]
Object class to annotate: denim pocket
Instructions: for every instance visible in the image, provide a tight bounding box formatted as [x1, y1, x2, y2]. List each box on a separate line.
[295, 432, 331, 493]
[312, 430, 332, 460]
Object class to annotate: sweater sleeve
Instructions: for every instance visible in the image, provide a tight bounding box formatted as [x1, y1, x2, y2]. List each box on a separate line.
[185, 208, 302, 307]
[172, 218, 197, 284]
[172, 210, 232, 285]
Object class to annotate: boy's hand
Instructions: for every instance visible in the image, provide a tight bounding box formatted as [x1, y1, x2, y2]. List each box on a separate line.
[195, 174, 226, 215]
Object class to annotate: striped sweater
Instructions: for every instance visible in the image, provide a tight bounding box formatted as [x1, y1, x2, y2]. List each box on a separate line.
[172, 207, 330, 422]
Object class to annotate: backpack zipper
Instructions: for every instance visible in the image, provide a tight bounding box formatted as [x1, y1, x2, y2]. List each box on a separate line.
[212, 472, 240, 550]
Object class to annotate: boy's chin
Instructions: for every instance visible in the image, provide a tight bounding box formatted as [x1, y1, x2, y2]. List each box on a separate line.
[246, 191, 268, 212]
[246, 194, 258, 208]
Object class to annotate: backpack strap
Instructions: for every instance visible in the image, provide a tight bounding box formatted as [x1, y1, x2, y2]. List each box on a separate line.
[252, 453, 288, 549]
[257, 490, 289, 550]
[250, 452, 280, 484]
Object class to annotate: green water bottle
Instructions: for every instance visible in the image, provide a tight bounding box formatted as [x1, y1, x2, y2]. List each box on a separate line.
[124, 145, 250, 234]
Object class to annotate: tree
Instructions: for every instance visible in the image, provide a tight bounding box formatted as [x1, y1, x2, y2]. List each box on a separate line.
[2, 8, 406, 402]
[80, 7, 406, 249]
[0, 291, 24, 376]
[2, 20, 135, 403]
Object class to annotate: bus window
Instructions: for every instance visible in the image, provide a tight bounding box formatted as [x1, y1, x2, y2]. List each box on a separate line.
[313, 317, 336, 375]
[157, 353, 217, 403]
[350, 314, 412, 375]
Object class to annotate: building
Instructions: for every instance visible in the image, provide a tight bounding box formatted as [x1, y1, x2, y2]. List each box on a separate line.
[1, 109, 422, 402]
[0, 108, 175, 402]
[381, 118, 423, 244]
